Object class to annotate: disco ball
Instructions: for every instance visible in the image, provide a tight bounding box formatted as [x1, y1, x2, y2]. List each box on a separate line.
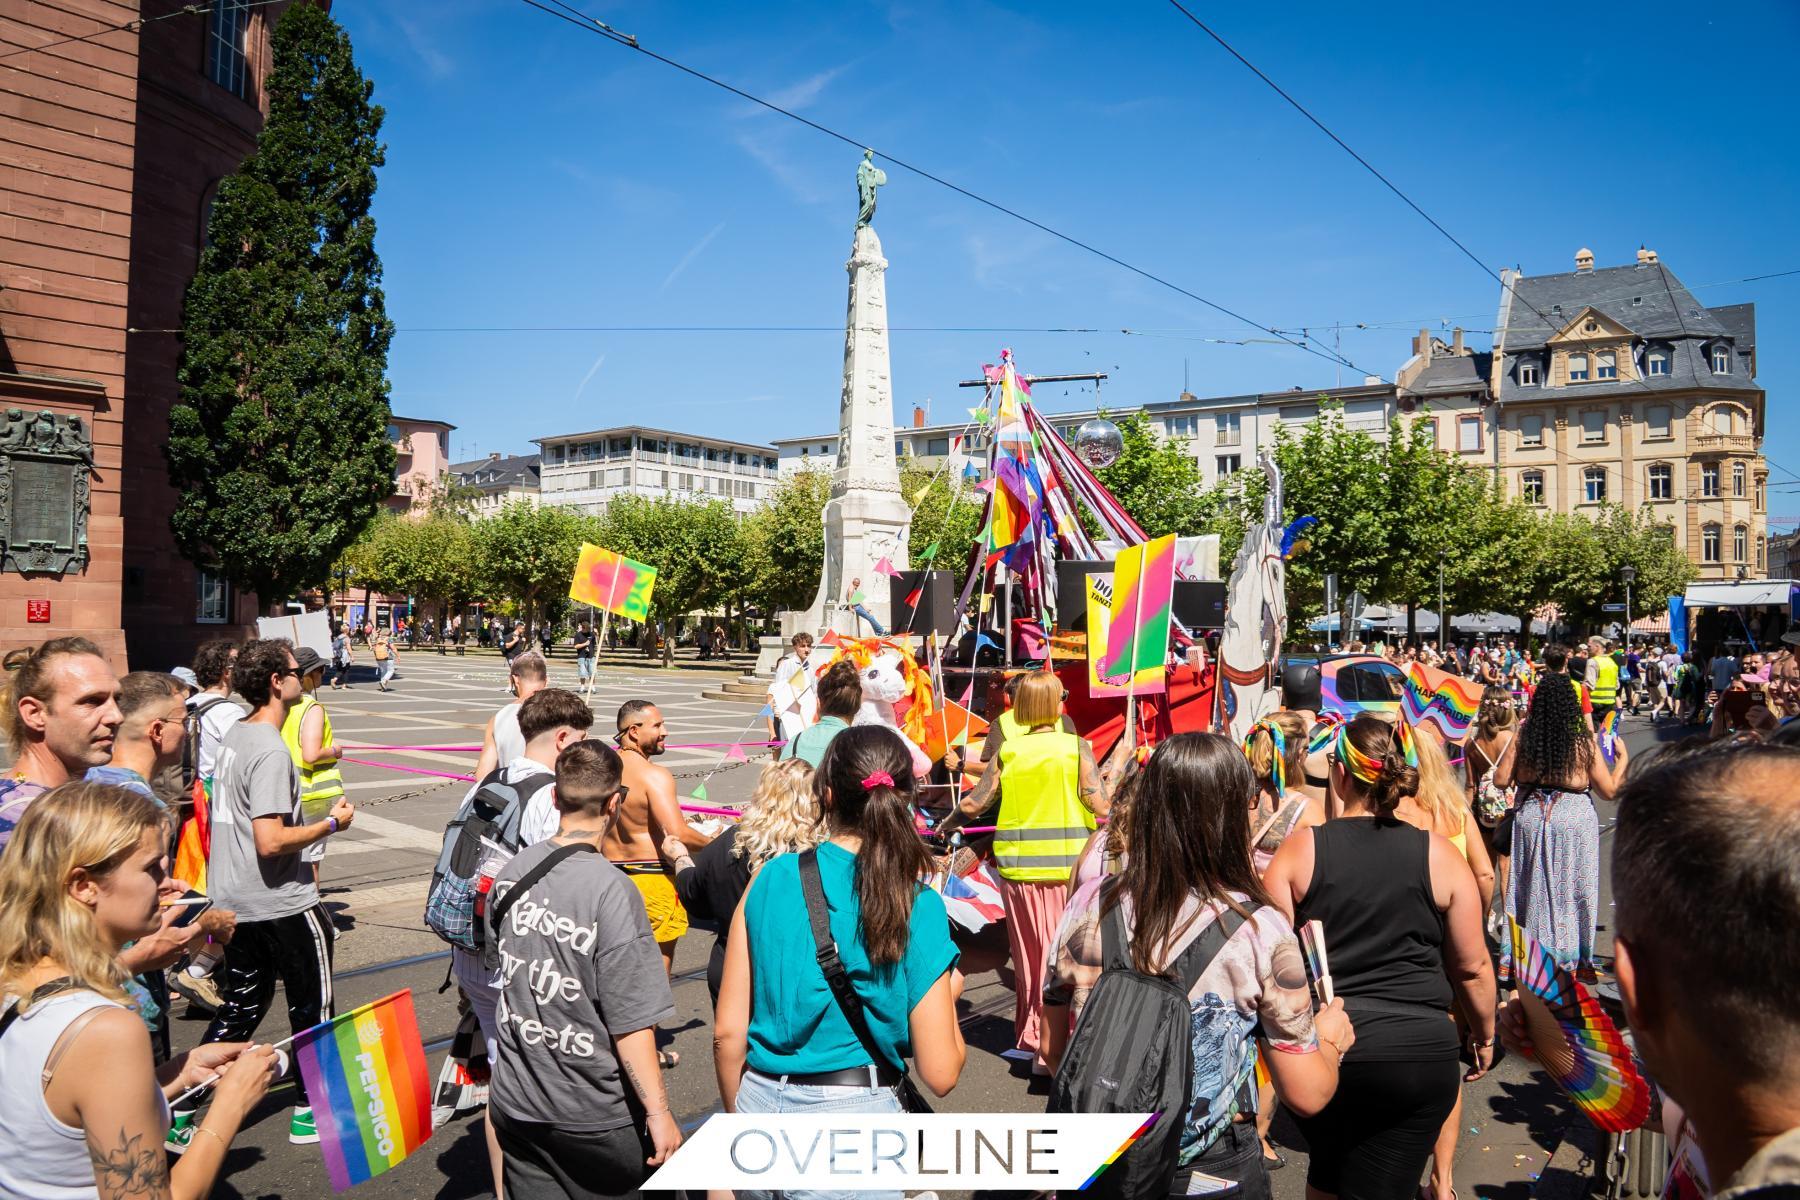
[1072, 418, 1123, 469]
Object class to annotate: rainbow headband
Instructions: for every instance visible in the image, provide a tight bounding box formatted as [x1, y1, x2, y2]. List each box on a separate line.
[1333, 720, 1417, 786]
[1243, 719, 1288, 793]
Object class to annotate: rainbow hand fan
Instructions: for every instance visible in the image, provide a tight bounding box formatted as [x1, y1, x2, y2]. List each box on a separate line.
[1508, 917, 1651, 1133]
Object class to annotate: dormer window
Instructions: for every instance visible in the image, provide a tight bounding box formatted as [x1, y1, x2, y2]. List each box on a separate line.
[1569, 353, 1590, 382]
[1519, 360, 1541, 386]
[1596, 351, 1617, 380]
[1710, 345, 1731, 373]
[1646, 348, 1670, 376]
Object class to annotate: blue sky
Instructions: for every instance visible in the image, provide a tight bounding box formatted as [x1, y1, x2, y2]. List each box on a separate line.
[336, 1, 1800, 527]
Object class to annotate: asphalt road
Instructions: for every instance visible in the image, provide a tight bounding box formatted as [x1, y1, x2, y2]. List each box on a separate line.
[175, 650, 1679, 1200]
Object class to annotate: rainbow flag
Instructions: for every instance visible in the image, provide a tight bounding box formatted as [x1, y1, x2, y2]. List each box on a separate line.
[569, 544, 657, 622]
[1402, 662, 1484, 740]
[173, 778, 211, 892]
[1100, 534, 1176, 682]
[294, 989, 433, 1190]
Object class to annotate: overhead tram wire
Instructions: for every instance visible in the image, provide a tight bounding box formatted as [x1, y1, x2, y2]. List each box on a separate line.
[1165, 3, 1800, 497]
[514, 0, 1381, 383]
[0, 0, 288, 63]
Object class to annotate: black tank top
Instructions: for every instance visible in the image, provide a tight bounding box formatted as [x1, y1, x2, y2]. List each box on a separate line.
[1296, 817, 1457, 1061]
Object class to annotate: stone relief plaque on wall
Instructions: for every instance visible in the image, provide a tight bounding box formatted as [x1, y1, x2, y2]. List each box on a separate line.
[0, 409, 92, 576]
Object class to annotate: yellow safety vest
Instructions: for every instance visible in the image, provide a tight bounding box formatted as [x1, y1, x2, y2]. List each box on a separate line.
[281, 695, 344, 820]
[1590, 656, 1619, 707]
[993, 727, 1094, 883]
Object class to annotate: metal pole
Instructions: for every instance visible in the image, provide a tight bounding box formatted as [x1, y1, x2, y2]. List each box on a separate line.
[1437, 553, 1447, 651]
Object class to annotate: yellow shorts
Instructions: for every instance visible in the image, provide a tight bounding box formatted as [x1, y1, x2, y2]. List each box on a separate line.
[632, 872, 688, 943]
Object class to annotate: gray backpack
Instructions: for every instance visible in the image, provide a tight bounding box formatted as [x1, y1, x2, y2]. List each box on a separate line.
[424, 769, 554, 958]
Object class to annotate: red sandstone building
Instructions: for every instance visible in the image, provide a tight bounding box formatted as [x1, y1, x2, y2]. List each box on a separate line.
[1, 0, 304, 668]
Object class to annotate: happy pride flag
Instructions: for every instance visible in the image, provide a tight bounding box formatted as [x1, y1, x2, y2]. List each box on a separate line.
[1099, 534, 1176, 682]
[1402, 661, 1484, 740]
[569, 544, 657, 622]
[294, 989, 432, 1190]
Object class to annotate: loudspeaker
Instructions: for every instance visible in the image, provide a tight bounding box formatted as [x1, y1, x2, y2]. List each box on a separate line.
[1173, 581, 1227, 630]
[1281, 658, 1322, 712]
[1053, 559, 1112, 630]
[889, 570, 955, 636]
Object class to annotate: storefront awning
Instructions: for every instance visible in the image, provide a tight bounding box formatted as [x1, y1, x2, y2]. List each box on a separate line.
[1683, 580, 1797, 608]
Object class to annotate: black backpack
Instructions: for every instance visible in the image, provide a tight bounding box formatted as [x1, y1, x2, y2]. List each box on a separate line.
[424, 769, 555, 960]
[1050, 887, 1254, 1200]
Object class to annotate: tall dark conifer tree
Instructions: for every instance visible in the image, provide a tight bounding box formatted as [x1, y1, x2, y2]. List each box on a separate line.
[167, 2, 395, 609]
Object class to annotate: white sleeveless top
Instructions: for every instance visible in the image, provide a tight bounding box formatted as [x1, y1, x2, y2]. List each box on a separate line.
[0, 988, 168, 1199]
[494, 702, 525, 768]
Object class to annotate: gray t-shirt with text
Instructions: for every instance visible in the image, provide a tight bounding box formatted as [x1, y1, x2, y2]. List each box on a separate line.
[487, 840, 675, 1132]
[208, 721, 317, 922]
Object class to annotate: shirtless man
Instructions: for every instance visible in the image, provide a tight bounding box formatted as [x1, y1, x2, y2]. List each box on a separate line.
[606, 700, 712, 987]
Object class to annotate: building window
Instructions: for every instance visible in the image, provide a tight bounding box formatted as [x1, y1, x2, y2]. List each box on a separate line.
[1702, 524, 1721, 563]
[1519, 415, 1544, 447]
[1519, 360, 1541, 386]
[1756, 478, 1766, 511]
[1596, 351, 1617, 380]
[207, 0, 252, 98]
[1734, 525, 1748, 564]
[196, 568, 230, 623]
[1646, 349, 1670, 376]
[1418, 418, 1438, 448]
[1522, 471, 1544, 506]
[1581, 411, 1605, 443]
[1702, 463, 1719, 498]
[1216, 455, 1241, 477]
[1647, 463, 1672, 501]
[925, 437, 949, 455]
[1711, 345, 1731, 373]
[1457, 415, 1482, 453]
[1583, 467, 1606, 504]
[604, 468, 627, 486]
[1166, 415, 1197, 438]
[1215, 413, 1241, 447]
[1645, 404, 1672, 438]
[1712, 407, 1733, 435]
[1733, 462, 1746, 497]
[1569, 353, 1590, 382]
[1758, 535, 1767, 572]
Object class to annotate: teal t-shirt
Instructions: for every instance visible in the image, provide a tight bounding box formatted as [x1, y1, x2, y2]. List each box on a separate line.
[744, 842, 959, 1076]
[782, 716, 849, 768]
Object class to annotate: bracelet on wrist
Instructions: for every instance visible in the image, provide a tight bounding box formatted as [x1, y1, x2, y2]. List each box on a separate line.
[193, 1124, 228, 1152]
[326, 816, 339, 834]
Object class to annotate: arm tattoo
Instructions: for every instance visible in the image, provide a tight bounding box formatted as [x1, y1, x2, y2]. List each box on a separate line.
[89, 1129, 170, 1199]
[619, 1049, 664, 1111]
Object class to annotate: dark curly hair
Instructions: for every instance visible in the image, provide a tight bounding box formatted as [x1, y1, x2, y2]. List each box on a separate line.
[1517, 672, 1592, 784]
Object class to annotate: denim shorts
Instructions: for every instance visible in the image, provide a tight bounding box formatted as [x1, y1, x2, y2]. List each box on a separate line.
[733, 1068, 904, 1200]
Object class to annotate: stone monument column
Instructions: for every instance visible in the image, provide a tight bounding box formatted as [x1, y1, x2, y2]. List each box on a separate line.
[780, 156, 911, 643]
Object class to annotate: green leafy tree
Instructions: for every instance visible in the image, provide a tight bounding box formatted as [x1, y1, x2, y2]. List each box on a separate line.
[594, 494, 745, 621]
[379, 513, 476, 629]
[469, 502, 587, 630]
[743, 469, 829, 613]
[1379, 416, 1492, 638]
[166, 4, 393, 609]
[1094, 412, 1214, 538]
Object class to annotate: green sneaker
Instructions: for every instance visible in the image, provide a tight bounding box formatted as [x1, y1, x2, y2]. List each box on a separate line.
[165, 1110, 195, 1156]
[289, 1106, 319, 1145]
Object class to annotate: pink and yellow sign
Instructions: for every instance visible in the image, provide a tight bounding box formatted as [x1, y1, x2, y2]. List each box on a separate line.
[569, 544, 657, 621]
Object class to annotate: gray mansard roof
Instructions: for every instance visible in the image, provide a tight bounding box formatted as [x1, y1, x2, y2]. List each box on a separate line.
[450, 453, 541, 492]
[1406, 350, 1493, 397]
[1494, 262, 1758, 404]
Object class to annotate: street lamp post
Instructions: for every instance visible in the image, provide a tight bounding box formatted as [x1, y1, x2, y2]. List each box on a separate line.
[1621, 565, 1636, 641]
[1437, 549, 1447, 650]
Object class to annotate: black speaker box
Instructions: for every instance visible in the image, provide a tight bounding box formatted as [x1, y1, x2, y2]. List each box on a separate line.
[1053, 559, 1112, 630]
[1173, 580, 1227, 630]
[888, 570, 956, 636]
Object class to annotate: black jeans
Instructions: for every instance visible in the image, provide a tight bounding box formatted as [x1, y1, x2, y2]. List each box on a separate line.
[202, 904, 335, 1105]
[490, 1108, 653, 1200]
[1174, 1121, 1271, 1200]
